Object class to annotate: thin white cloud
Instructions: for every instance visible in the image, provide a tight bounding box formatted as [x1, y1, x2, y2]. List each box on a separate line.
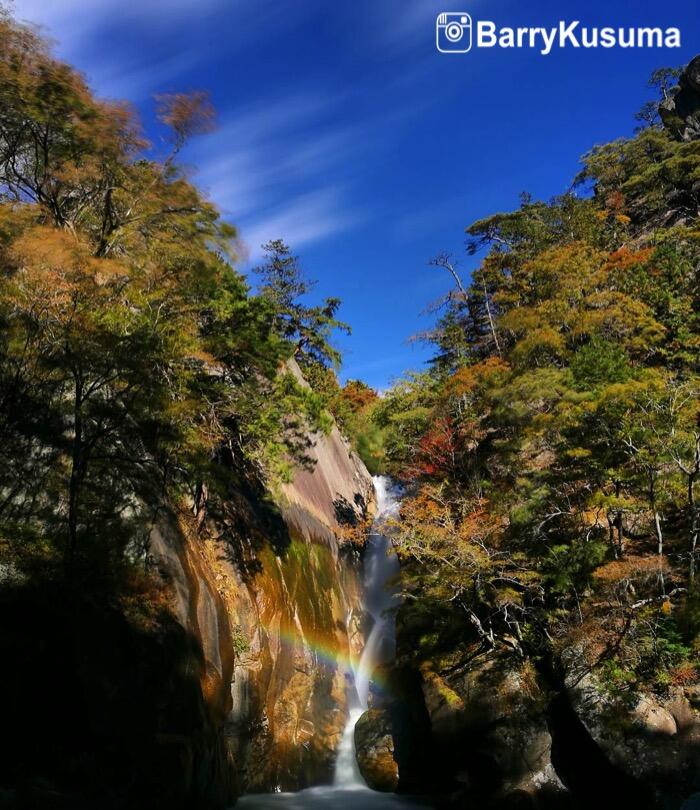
[190, 93, 336, 214]
[12, 0, 229, 44]
[10, 0, 307, 101]
[10, 0, 215, 100]
[187, 91, 376, 254]
[7, 0, 438, 259]
[11, 0, 308, 57]
[238, 188, 363, 262]
[347, 0, 448, 51]
[86, 50, 202, 101]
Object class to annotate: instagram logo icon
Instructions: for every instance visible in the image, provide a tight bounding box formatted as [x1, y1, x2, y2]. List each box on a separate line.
[436, 12, 472, 53]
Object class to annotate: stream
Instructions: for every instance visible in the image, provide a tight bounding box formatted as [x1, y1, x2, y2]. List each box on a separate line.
[237, 477, 431, 809]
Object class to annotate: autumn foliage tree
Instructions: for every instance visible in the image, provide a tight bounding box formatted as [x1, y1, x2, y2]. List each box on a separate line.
[0, 13, 345, 578]
[379, 61, 700, 691]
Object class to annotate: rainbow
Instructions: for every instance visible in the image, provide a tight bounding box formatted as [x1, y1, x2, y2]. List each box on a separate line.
[272, 624, 391, 698]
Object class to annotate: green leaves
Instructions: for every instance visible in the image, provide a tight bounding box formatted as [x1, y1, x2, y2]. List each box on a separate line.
[570, 338, 632, 390]
[254, 239, 350, 370]
[379, 59, 700, 685]
[0, 15, 352, 577]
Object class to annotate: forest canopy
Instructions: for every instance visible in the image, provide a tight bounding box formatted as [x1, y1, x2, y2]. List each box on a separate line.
[0, 12, 348, 582]
[372, 60, 700, 695]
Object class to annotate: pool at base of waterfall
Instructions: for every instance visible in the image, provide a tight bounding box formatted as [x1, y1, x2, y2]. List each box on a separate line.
[235, 787, 432, 809]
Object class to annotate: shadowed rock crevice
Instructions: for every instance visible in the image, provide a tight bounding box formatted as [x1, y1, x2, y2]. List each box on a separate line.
[546, 691, 653, 810]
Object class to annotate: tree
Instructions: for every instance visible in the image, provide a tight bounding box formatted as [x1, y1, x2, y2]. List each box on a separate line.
[254, 239, 349, 369]
[0, 14, 338, 577]
[635, 66, 683, 128]
[379, 61, 700, 691]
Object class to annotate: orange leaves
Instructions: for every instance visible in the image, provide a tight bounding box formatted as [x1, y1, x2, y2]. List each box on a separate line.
[394, 484, 500, 582]
[444, 357, 510, 400]
[457, 501, 499, 549]
[156, 91, 216, 148]
[10, 226, 81, 270]
[339, 379, 378, 413]
[405, 416, 460, 479]
[593, 554, 669, 584]
[668, 661, 698, 686]
[607, 190, 625, 212]
[8, 226, 129, 306]
[603, 246, 654, 274]
[7, 227, 92, 312]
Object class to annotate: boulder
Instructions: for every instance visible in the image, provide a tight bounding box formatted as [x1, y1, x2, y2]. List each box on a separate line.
[418, 651, 566, 805]
[564, 669, 700, 808]
[354, 709, 399, 792]
[659, 55, 700, 141]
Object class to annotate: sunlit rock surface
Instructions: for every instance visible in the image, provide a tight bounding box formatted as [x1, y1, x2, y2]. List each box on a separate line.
[354, 709, 399, 792]
[151, 360, 375, 795]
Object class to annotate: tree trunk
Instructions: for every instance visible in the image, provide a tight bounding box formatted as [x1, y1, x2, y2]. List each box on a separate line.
[689, 468, 698, 582]
[481, 278, 502, 358]
[66, 376, 84, 567]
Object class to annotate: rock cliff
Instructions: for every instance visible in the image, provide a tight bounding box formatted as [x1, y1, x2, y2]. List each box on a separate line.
[659, 54, 700, 141]
[371, 597, 700, 810]
[150, 362, 375, 798]
[0, 372, 374, 810]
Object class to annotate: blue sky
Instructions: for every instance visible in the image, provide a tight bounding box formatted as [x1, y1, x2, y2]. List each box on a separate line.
[10, 0, 699, 388]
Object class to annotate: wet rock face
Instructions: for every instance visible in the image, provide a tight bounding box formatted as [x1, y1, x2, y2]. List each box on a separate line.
[226, 365, 374, 792]
[354, 709, 399, 792]
[148, 360, 376, 798]
[223, 539, 366, 792]
[218, 415, 374, 792]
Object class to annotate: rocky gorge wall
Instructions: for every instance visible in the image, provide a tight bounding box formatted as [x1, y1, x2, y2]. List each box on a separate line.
[355, 591, 700, 810]
[150, 363, 375, 801]
[0, 360, 374, 810]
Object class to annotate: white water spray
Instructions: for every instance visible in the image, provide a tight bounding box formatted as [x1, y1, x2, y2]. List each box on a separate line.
[333, 476, 401, 789]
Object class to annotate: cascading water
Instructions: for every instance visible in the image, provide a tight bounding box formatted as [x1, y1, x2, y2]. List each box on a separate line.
[333, 475, 401, 789]
[237, 477, 430, 809]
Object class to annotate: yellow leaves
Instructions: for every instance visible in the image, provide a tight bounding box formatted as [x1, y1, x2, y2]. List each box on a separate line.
[395, 484, 501, 577]
[187, 347, 218, 366]
[564, 447, 592, 460]
[593, 555, 668, 584]
[511, 326, 566, 366]
[6, 226, 132, 321]
[92, 258, 128, 285]
[593, 370, 667, 415]
[523, 242, 605, 287]
[492, 240, 665, 366]
[444, 357, 510, 399]
[494, 587, 523, 608]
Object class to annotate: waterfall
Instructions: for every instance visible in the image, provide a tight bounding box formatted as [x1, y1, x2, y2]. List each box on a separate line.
[237, 477, 429, 807]
[333, 476, 401, 789]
